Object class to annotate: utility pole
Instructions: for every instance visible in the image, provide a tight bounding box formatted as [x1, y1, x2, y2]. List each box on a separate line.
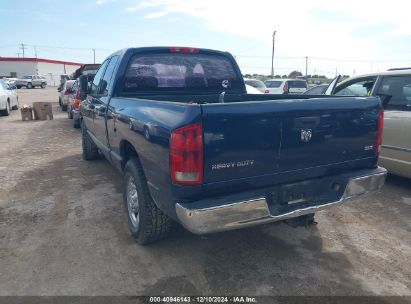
[16, 53, 20, 58]
[92, 48, 96, 64]
[271, 31, 276, 78]
[305, 56, 308, 77]
[19, 43, 26, 58]
[34, 46, 38, 58]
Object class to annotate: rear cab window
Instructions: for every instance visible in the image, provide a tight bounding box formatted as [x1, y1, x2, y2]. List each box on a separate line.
[245, 80, 265, 88]
[288, 80, 307, 88]
[121, 52, 242, 94]
[265, 80, 283, 88]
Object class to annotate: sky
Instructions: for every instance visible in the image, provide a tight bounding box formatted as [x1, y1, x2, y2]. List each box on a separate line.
[1, 0, 411, 78]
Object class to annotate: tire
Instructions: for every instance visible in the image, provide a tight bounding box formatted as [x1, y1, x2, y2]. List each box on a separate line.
[123, 157, 171, 245]
[61, 104, 67, 111]
[81, 120, 99, 160]
[1, 101, 10, 116]
[12, 98, 19, 110]
[16, 85, 21, 89]
[67, 106, 73, 119]
[41, 83, 46, 89]
[73, 118, 80, 129]
[26, 83, 32, 89]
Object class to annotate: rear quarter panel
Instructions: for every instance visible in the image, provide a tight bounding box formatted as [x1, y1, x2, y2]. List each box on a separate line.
[107, 97, 203, 218]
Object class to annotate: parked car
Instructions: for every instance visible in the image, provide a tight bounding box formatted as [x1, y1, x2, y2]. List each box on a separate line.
[245, 84, 263, 94]
[0, 80, 19, 116]
[78, 46, 386, 245]
[67, 79, 82, 128]
[15, 75, 47, 89]
[58, 80, 75, 111]
[70, 64, 100, 80]
[265, 79, 308, 94]
[329, 70, 411, 178]
[4, 78, 18, 86]
[303, 84, 328, 95]
[244, 78, 268, 93]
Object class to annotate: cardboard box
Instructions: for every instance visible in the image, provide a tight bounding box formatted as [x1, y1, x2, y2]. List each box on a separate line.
[32, 102, 53, 120]
[21, 107, 33, 121]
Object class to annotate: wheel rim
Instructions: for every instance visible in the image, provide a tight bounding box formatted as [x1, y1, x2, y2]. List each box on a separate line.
[144, 128, 150, 139]
[126, 176, 140, 228]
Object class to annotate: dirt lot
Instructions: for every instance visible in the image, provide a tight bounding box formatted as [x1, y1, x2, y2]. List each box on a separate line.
[0, 88, 410, 297]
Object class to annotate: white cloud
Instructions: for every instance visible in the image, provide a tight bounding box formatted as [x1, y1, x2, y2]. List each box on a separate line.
[144, 11, 169, 19]
[125, 0, 411, 76]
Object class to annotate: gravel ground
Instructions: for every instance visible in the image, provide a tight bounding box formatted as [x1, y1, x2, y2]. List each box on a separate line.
[0, 88, 410, 297]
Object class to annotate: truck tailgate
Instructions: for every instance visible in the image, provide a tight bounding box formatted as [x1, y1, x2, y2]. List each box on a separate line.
[201, 97, 381, 186]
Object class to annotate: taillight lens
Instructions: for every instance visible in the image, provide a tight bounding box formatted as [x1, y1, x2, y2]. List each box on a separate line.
[170, 123, 203, 185]
[73, 99, 81, 110]
[264, 89, 269, 94]
[376, 109, 384, 154]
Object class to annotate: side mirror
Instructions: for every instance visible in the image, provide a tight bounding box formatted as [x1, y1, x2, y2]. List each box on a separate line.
[79, 75, 89, 95]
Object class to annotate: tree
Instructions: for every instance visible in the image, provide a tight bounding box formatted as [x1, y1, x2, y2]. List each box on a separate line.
[288, 71, 303, 79]
[282, 75, 288, 78]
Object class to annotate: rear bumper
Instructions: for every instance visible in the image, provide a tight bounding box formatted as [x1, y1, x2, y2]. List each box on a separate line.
[72, 109, 81, 120]
[176, 167, 387, 234]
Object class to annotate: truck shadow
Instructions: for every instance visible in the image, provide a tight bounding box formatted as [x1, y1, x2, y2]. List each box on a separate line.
[5, 119, 409, 296]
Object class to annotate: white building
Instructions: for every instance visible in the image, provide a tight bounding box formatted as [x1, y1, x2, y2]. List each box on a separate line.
[0, 57, 82, 86]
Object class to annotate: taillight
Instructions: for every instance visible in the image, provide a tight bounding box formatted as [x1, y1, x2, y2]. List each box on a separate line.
[169, 47, 199, 54]
[264, 89, 269, 94]
[73, 99, 81, 110]
[376, 109, 384, 154]
[283, 82, 289, 94]
[170, 123, 203, 185]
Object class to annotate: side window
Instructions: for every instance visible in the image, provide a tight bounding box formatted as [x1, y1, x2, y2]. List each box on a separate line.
[90, 59, 109, 95]
[0, 81, 6, 90]
[99, 55, 119, 96]
[377, 76, 411, 111]
[335, 77, 377, 96]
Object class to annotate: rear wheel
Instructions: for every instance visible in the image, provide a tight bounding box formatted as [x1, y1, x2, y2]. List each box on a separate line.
[73, 118, 80, 129]
[12, 98, 19, 110]
[81, 120, 99, 160]
[61, 104, 67, 111]
[1, 101, 10, 116]
[123, 157, 171, 245]
[26, 83, 32, 89]
[143, 126, 151, 141]
[41, 82, 46, 89]
[67, 106, 73, 119]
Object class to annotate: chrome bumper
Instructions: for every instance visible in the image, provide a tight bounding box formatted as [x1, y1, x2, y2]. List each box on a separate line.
[176, 167, 387, 234]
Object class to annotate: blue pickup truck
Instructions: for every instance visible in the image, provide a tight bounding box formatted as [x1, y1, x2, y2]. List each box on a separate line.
[79, 46, 387, 245]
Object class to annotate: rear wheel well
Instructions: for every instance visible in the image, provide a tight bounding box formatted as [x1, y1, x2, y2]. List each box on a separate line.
[120, 140, 139, 170]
